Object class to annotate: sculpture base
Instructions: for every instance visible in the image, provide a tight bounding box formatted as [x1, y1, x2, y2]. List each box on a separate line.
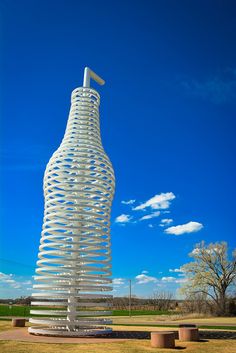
[28, 326, 112, 337]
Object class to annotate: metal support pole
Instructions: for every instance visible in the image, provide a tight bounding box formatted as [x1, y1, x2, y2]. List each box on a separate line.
[129, 279, 131, 317]
[83, 67, 105, 87]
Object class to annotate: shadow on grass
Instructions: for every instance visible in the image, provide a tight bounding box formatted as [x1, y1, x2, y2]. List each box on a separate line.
[174, 340, 208, 349]
[174, 347, 186, 350]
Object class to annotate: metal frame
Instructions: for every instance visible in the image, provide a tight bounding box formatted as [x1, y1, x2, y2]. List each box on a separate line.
[29, 68, 115, 336]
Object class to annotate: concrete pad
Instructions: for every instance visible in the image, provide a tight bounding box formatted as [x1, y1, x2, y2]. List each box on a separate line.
[0, 328, 127, 344]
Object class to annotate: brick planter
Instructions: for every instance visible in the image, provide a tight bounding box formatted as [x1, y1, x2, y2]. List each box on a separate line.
[12, 319, 26, 327]
[151, 331, 175, 348]
[179, 327, 199, 341]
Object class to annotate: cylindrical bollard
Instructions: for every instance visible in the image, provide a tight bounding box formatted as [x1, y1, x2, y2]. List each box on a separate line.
[151, 331, 175, 348]
[179, 327, 199, 341]
[12, 318, 26, 327]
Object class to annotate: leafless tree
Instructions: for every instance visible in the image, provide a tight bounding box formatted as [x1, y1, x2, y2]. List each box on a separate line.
[149, 291, 173, 311]
[181, 241, 236, 316]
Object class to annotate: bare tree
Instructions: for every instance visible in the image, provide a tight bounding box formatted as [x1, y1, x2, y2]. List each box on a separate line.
[181, 292, 212, 315]
[149, 291, 173, 311]
[181, 241, 236, 316]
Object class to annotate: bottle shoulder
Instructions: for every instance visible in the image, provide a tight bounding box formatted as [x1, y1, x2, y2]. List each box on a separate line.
[45, 145, 115, 181]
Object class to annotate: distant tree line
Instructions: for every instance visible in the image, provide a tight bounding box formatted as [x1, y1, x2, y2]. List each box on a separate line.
[112, 292, 176, 311]
[0, 294, 177, 311]
[0, 296, 32, 305]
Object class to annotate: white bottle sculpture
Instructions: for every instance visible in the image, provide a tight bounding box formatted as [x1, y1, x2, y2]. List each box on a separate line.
[29, 68, 115, 336]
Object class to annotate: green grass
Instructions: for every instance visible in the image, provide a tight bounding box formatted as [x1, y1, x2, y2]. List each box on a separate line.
[0, 305, 30, 317]
[0, 305, 171, 317]
[0, 305, 64, 317]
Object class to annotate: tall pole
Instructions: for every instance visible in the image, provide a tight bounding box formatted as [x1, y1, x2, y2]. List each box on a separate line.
[129, 279, 131, 317]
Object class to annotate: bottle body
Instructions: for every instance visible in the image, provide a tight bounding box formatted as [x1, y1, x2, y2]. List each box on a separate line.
[29, 87, 115, 336]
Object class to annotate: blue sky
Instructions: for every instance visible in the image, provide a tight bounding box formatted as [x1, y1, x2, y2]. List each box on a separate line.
[0, 0, 236, 298]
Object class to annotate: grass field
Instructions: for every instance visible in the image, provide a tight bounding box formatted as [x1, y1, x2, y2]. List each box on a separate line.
[1, 305, 236, 330]
[0, 321, 236, 352]
[0, 321, 12, 332]
[0, 337, 236, 353]
[1, 317, 235, 331]
[113, 310, 172, 316]
[0, 305, 171, 317]
[111, 314, 236, 325]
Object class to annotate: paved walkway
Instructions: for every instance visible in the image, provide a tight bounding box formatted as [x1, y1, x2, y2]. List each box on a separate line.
[0, 328, 127, 343]
[0, 327, 236, 343]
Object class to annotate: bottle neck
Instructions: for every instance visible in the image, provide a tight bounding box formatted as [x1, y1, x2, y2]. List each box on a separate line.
[61, 87, 102, 149]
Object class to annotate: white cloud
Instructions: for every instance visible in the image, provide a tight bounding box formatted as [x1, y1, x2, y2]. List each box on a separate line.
[140, 211, 160, 221]
[135, 274, 158, 284]
[0, 272, 22, 289]
[0, 273, 34, 298]
[121, 199, 136, 205]
[169, 268, 183, 273]
[179, 69, 236, 104]
[148, 224, 154, 228]
[165, 221, 203, 235]
[161, 276, 188, 284]
[113, 278, 125, 285]
[175, 278, 188, 284]
[161, 276, 176, 282]
[115, 214, 132, 224]
[133, 192, 176, 211]
[160, 218, 173, 225]
[141, 270, 148, 274]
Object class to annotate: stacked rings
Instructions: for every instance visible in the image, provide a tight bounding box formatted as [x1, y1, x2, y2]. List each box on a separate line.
[29, 87, 115, 336]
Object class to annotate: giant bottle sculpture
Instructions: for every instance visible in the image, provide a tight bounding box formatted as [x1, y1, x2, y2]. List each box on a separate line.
[29, 68, 115, 337]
